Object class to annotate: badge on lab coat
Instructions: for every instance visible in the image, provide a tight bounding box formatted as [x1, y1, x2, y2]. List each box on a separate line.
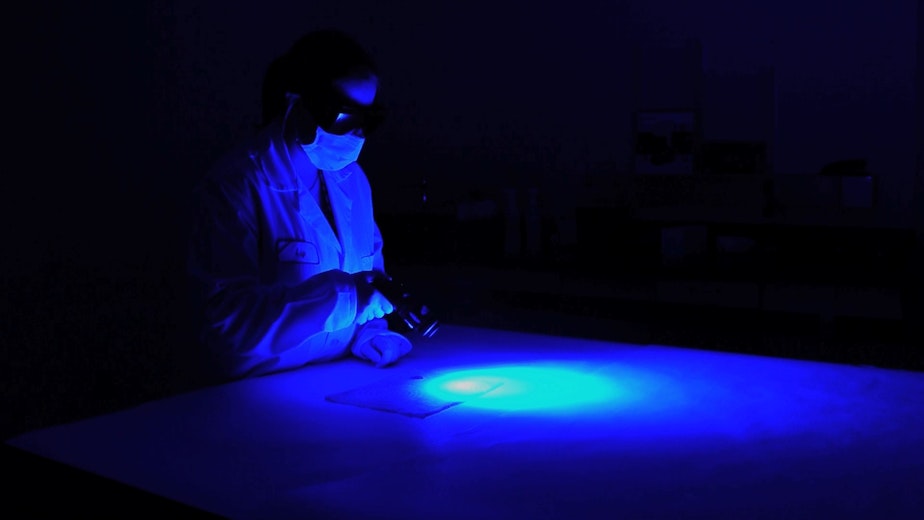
[276, 239, 320, 264]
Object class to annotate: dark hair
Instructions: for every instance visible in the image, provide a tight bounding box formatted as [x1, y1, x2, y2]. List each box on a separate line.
[261, 29, 378, 127]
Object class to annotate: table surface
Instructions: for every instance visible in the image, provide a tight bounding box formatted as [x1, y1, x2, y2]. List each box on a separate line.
[7, 324, 924, 519]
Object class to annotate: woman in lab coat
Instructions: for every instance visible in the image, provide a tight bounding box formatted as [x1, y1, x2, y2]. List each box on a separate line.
[188, 29, 412, 382]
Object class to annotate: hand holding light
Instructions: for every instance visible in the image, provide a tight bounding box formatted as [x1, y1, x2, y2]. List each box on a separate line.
[352, 271, 395, 325]
[370, 272, 440, 338]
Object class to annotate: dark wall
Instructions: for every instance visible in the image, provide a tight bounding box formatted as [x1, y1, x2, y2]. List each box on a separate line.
[134, 1, 919, 217]
[913, 0, 924, 344]
[7, 0, 919, 273]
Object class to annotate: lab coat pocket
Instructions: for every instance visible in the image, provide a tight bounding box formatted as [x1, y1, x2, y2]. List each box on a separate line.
[276, 239, 322, 286]
[277, 239, 320, 264]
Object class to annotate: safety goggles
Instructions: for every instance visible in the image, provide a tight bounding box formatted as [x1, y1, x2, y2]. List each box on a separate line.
[313, 103, 386, 136]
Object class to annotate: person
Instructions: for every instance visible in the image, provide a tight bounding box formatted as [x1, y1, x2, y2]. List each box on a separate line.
[187, 28, 412, 383]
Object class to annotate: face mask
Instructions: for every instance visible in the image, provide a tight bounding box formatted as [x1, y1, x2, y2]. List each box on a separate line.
[301, 126, 365, 171]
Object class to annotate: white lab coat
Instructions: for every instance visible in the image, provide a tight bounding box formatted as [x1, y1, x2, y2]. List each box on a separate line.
[188, 118, 393, 380]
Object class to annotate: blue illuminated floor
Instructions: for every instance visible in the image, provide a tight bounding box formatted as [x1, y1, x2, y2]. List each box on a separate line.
[7, 325, 924, 519]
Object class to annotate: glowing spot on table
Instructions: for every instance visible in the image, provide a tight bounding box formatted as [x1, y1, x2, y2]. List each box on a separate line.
[423, 365, 619, 412]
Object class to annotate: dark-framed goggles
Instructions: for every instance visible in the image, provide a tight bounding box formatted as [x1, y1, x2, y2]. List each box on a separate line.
[311, 101, 386, 136]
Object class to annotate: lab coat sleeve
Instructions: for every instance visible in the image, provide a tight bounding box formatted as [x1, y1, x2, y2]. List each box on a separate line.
[188, 173, 358, 380]
[350, 219, 392, 343]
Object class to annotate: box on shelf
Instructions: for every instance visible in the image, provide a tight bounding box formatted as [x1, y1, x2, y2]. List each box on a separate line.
[633, 110, 697, 175]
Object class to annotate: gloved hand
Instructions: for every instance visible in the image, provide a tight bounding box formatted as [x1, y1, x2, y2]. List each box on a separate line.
[352, 330, 413, 367]
[352, 271, 395, 325]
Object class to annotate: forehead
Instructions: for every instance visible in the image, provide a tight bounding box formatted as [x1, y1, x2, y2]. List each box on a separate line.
[332, 69, 378, 107]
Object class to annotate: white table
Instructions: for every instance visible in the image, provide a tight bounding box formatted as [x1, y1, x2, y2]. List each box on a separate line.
[7, 324, 924, 519]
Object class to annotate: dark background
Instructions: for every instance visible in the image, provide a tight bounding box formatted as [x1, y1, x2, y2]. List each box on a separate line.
[2, 0, 922, 441]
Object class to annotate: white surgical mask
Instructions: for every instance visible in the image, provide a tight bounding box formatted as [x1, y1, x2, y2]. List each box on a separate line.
[301, 127, 365, 171]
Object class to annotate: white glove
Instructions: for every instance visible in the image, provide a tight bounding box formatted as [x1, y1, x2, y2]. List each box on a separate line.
[352, 330, 413, 367]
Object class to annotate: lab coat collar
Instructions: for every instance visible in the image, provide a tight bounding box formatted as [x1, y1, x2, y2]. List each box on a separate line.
[325, 171, 354, 235]
[295, 174, 343, 255]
